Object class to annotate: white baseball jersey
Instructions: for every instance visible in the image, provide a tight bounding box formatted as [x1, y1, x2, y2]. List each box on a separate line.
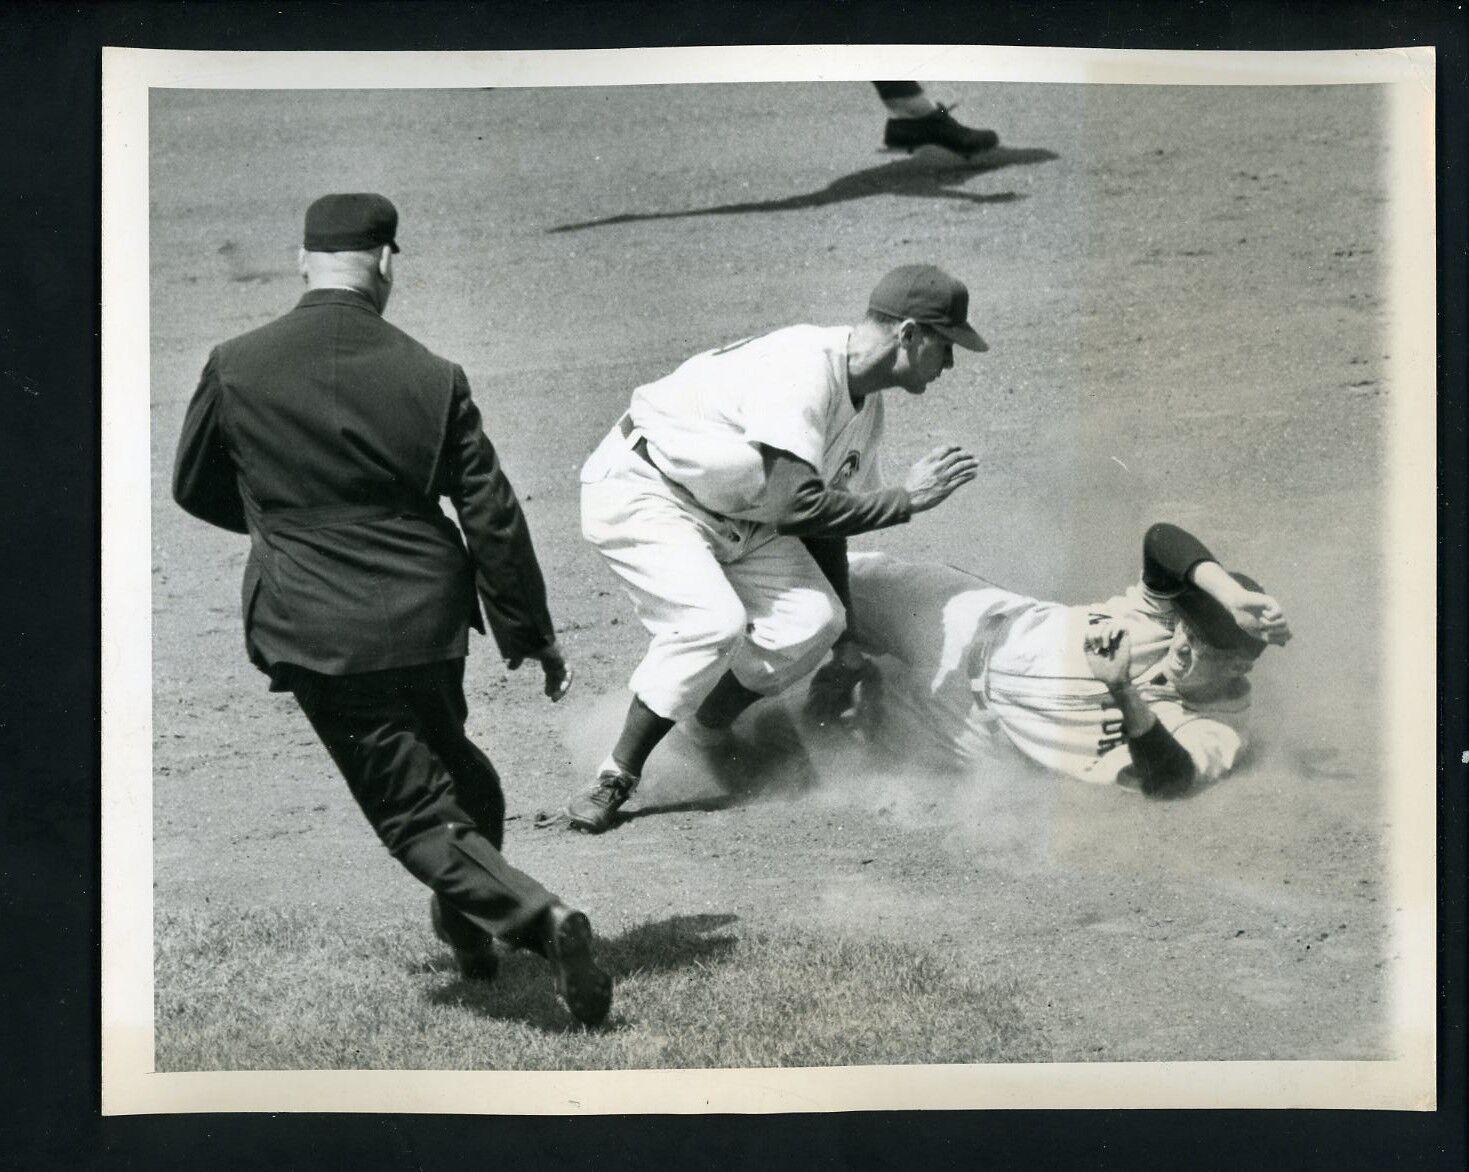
[627, 325, 885, 520]
[848, 553, 1250, 786]
[578, 324, 889, 721]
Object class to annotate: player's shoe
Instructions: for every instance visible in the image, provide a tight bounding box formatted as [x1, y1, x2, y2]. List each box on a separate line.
[565, 767, 639, 834]
[883, 104, 999, 155]
[429, 893, 500, 981]
[542, 904, 613, 1027]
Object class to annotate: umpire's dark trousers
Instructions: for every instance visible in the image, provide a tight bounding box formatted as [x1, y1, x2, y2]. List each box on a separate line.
[286, 658, 555, 945]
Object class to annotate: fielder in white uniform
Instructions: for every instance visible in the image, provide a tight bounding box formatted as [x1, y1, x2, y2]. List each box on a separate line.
[565, 265, 988, 831]
[807, 523, 1292, 795]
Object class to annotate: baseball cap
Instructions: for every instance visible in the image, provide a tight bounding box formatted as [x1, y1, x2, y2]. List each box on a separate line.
[303, 193, 401, 253]
[1174, 571, 1269, 658]
[867, 263, 987, 352]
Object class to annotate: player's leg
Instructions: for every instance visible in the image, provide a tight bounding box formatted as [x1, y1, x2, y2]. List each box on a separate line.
[570, 477, 749, 831]
[693, 535, 845, 731]
[843, 554, 1040, 768]
[291, 666, 557, 938]
[416, 658, 506, 847]
[289, 665, 612, 1023]
[585, 479, 751, 722]
[411, 657, 510, 974]
[874, 80, 933, 117]
[873, 80, 999, 155]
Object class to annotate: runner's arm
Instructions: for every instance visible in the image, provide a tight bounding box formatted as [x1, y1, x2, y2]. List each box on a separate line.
[1087, 617, 1197, 796]
[1108, 682, 1197, 797]
[1141, 522, 1216, 596]
[1143, 522, 1292, 644]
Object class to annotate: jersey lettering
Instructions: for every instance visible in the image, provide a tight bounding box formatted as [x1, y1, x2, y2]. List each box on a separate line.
[1097, 702, 1125, 754]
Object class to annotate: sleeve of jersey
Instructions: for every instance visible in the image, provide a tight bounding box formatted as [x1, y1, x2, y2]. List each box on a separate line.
[738, 355, 830, 470]
[1124, 715, 1243, 796]
[762, 447, 912, 537]
[1171, 716, 1244, 782]
[1141, 522, 1217, 596]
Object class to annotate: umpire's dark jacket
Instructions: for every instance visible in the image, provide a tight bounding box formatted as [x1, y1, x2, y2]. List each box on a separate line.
[173, 286, 555, 680]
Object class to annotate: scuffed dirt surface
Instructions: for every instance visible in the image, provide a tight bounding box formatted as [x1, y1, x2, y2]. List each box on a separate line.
[150, 82, 1399, 1062]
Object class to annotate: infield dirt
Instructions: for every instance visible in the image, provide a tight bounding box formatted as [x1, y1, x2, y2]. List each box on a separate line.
[149, 81, 1399, 1065]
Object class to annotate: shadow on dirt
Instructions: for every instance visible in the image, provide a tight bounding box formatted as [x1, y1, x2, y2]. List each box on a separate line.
[426, 911, 741, 1032]
[595, 911, 741, 977]
[547, 145, 1060, 233]
[618, 707, 822, 825]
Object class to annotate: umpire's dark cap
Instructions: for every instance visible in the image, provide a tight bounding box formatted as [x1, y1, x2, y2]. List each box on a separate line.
[868, 263, 987, 351]
[1175, 571, 1268, 658]
[303, 193, 400, 253]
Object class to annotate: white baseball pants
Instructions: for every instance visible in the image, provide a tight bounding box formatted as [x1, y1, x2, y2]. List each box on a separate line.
[580, 425, 845, 721]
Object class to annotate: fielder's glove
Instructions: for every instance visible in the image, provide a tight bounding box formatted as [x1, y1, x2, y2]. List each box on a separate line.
[804, 645, 883, 733]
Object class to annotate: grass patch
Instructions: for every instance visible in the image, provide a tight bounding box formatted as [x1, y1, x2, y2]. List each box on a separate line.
[156, 906, 1053, 1071]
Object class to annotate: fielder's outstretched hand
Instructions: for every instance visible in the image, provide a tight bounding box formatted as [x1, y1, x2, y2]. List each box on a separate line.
[1226, 591, 1293, 646]
[903, 443, 979, 513]
[508, 640, 572, 702]
[1083, 620, 1133, 690]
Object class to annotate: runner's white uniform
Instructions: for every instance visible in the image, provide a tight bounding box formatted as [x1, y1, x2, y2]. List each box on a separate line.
[582, 326, 885, 721]
[847, 552, 1249, 786]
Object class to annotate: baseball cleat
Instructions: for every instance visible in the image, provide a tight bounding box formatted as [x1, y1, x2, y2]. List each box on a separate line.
[565, 767, 639, 833]
[430, 893, 500, 982]
[883, 104, 999, 156]
[543, 904, 613, 1027]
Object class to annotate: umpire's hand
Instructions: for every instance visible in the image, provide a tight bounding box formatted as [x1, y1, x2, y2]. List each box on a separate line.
[508, 640, 572, 702]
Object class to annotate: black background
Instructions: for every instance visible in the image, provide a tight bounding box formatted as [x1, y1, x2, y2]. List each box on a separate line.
[0, 1, 1463, 1166]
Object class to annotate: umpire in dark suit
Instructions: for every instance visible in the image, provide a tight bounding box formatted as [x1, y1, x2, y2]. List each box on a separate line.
[172, 193, 611, 1026]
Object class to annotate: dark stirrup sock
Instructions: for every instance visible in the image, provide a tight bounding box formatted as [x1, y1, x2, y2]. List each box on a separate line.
[693, 669, 766, 731]
[610, 696, 675, 776]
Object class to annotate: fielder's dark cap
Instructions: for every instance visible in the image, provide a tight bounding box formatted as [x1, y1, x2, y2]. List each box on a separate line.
[303, 193, 400, 254]
[1175, 571, 1269, 658]
[868, 263, 987, 352]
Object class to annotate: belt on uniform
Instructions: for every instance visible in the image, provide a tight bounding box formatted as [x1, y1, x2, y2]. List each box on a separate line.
[616, 415, 749, 546]
[617, 414, 659, 470]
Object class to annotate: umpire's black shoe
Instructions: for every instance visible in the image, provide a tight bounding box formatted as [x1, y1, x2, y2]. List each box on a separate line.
[565, 767, 638, 834]
[430, 893, 500, 982]
[543, 904, 613, 1027]
[883, 104, 999, 155]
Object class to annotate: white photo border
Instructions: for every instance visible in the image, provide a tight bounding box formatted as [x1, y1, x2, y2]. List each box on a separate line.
[101, 43, 1439, 1116]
